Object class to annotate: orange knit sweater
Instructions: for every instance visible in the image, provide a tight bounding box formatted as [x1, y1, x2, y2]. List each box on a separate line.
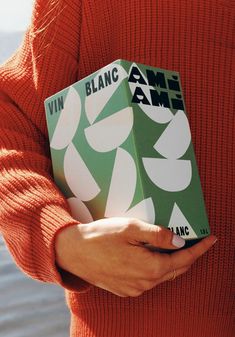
[0, 1, 234, 336]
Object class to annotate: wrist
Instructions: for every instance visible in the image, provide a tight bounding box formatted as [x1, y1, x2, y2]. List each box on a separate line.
[55, 224, 80, 272]
[54, 223, 92, 292]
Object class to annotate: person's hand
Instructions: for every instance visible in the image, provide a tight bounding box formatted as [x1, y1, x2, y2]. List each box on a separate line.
[55, 217, 216, 297]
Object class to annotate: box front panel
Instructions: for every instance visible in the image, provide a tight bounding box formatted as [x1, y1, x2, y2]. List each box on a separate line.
[45, 60, 210, 240]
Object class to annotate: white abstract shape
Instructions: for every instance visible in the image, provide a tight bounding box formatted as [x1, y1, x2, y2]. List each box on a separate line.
[84, 107, 133, 152]
[168, 203, 197, 239]
[154, 110, 191, 159]
[145, 105, 174, 124]
[125, 198, 155, 224]
[67, 197, 93, 223]
[64, 143, 100, 201]
[50, 87, 81, 150]
[128, 63, 174, 123]
[85, 64, 128, 125]
[142, 158, 192, 192]
[105, 148, 137, 217]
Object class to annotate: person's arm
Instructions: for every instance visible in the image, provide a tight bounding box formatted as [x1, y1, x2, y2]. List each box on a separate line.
[0, 0, 88, 291]
[55, 217, 217, 297]
[0, 0, 217, 298]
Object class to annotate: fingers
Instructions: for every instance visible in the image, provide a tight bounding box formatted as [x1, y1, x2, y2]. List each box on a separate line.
[124, 218, 185, 250]
[162, 266, 190, 283]
[169, 235, 217, 270]
[142, 235, 217, 283]
[156, 236, 216, 284]
[104, 235, 217, 298]
[114, 265, 190, 297]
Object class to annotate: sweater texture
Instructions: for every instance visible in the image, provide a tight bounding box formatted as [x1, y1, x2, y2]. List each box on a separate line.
[0, 0, 234, 336]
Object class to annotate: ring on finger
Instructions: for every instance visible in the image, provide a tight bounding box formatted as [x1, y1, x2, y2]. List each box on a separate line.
[168, 269, 177, 281]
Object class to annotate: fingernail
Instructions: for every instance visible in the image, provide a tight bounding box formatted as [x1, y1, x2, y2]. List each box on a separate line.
[172, 234, 185, 248]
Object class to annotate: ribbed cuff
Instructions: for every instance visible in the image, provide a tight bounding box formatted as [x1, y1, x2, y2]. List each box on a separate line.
[36, 203, 92, 293]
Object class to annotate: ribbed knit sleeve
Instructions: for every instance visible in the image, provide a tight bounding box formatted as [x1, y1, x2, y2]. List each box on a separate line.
[0, 0, 88, 291]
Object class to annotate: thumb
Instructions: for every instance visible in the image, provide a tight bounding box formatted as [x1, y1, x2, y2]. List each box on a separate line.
[129, 221, 185, 250]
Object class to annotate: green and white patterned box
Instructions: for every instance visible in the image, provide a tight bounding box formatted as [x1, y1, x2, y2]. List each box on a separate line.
[45, 59, 210, 241]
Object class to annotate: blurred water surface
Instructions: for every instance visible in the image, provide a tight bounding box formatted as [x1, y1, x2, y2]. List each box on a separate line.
[0, 236, 70, 337]
[0, 18, 71, 336]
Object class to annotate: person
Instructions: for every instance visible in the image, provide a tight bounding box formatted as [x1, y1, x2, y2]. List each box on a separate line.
[0, 0, 234, 336]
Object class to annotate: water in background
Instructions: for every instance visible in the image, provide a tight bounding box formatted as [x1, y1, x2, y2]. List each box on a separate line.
[0, 31, 24, 64]
[0, 31, 70, 337]
[0, 237, 70, 337]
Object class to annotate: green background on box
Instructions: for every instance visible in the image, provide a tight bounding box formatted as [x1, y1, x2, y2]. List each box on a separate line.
[45, 59, 210, 240]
